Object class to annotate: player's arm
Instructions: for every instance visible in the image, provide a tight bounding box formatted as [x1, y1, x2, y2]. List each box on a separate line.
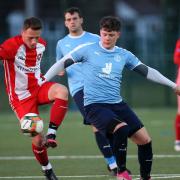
[44, 54, 74, 81]
[133, 64, 180, 95]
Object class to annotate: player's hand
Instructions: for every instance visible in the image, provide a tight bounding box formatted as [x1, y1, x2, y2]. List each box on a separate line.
[175, 86, 180, 95]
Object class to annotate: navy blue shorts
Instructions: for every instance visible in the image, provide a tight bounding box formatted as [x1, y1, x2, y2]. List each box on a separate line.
[73, 89, 90, 125]
[84, 102, 144, 137]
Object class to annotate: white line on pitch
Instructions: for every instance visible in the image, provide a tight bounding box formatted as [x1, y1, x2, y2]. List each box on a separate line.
[1, 174, 180, 179]
[1, 154, 180, 160]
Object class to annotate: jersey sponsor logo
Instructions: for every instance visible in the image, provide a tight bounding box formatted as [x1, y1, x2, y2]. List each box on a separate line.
[17, 65, 40, 73]
[17, 56, 25, 61]
[102, 63, 112, 75]
[98, 63, 114, 79]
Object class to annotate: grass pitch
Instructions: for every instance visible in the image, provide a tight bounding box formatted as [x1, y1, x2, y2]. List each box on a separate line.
[0, 108, 180, 179]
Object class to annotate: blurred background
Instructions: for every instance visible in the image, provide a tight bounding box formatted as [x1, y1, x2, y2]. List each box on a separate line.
[0, 0, 180, 111]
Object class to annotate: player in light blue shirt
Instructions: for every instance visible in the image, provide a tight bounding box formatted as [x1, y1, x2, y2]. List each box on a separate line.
[56, 7, 117, 175]
[56, 26, 99, 97]
[45, 16, 180, 180]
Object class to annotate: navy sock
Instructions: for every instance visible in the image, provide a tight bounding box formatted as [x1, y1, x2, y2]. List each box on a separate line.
[113, 125, 129, 172]
[106, 133, 114, 152]
[95, 131, 116, 168]
[138, 142, 153, 179]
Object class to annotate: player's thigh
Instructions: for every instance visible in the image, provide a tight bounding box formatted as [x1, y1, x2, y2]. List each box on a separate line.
[114, 102, 144, 136]
[14, 97, 38, 120]
[73, 89, 85, 117]
[73, 90, 91, 125]
[37, 82, 55, 104]
[84, 103, 118, 132]
[130, 127, 151, 145]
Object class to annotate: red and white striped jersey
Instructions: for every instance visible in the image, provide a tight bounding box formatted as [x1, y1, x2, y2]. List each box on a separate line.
[0, 35, 46, 108]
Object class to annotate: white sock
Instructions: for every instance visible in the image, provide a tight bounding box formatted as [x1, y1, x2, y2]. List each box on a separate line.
[47, 128, 56, 135]
[42, 162, 52, 171]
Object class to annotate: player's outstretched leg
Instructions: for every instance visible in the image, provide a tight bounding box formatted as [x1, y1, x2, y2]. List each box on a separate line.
[31, 135, 59, 180]
[175, 114, 180, 151]
[94, 131, 117, 176]
[43, 168, 58, 180]
[138, 142, 153, 180]
[112, 123, 132, 180]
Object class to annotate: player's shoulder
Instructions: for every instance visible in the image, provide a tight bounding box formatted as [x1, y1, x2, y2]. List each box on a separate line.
[116, 45, 131, 52]
[38, 37, 46, 46]
[1, 35, 22, 49]
[56, 35, 69, 46]
[73, 42, 96, 52]
[114, 45, 128, 53]
[85, 31, 100, 38]
[115, 46, 136, 57]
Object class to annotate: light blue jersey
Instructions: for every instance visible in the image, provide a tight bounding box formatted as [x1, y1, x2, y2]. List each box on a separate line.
[56, 31, 100, 96]
[71, 42, 142, 106]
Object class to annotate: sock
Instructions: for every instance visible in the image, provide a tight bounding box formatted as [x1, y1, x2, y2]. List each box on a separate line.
[113, 125, 129, 173]
[32, 143, 49, 166]
[42, 162, 52, 171]
[106, 133, 114, 153]
[105, 156, 117, 169]
[138, 142, 153, 179]
[175, 114, 180, 141]
[49, 99, 68, 133]
[95, 131, 117, 169]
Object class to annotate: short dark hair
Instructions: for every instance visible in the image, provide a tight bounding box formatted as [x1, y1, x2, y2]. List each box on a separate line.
[100, 16, 121, 32]
[23, 17, 42, 30]
[64, 7, 82, 18]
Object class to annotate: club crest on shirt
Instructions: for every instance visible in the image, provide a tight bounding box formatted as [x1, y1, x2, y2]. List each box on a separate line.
[114, 55, 121, 62]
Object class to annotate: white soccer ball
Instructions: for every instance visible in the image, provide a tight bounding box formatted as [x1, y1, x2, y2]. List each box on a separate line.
[20, 113, 43, 136]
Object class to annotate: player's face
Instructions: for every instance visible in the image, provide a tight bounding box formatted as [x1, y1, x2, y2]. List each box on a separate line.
[100, 29, 120, 49]
[21, 28, 41, 49]
[64, 12, 83, 34]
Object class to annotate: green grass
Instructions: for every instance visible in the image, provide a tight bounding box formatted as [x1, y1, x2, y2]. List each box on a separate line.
[0, 108, 179, 179]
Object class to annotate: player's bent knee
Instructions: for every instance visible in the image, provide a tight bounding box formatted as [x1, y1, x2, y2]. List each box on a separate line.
[107, 119, 127, 133]
[50, 83, 68, 100]
[92, 125, 98, 132]
[131, 127, 151, 145]
[113, 122, 127, 133]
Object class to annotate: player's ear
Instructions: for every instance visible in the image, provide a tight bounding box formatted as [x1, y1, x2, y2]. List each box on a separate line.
[117, 32, 121, 38]
[80, 17, 83, 24]
[21, 29, 25, 38]
[64, 21, 68, 28]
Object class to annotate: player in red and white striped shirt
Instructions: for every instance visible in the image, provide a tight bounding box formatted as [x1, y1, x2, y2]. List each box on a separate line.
[0, 17, 68, 179]
[174, 39, 180, 151]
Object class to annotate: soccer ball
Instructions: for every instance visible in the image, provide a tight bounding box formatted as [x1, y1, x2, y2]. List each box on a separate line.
[20, 113, 44, 137]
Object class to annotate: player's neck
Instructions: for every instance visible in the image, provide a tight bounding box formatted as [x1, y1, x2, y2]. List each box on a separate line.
[70, 29, 84, 37]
